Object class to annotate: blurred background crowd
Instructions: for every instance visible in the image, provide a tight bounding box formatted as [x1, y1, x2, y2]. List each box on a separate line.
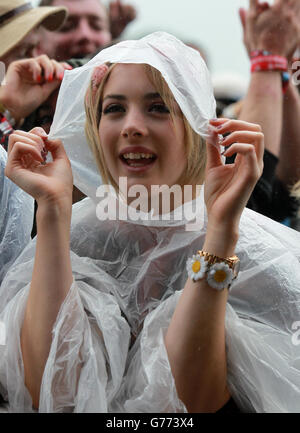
[1, 0, 300, 234]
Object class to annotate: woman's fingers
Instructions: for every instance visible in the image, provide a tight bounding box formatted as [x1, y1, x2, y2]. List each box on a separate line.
[29, 127, 48, 140]
[5, 141, 44, 177]
[209, 119, 264, 161]
[221, 130, 264, 161]
[25, 128, 67, 162]
[206, 138, 223, 172]
[223, 142, 263, 179]
[207, 118, 264, 179]
[206, 123, 225, 170]
[210, 118, 262, 134]
[7, 129, 53, 170]
[8, 129, 46, 154]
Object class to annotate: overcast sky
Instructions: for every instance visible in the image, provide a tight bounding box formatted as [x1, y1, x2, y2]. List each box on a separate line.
[34, 0, 276, 85]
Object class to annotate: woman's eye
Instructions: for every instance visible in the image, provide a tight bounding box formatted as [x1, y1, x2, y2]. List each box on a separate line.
[150, 104, 170, 114]
[103, 104, 125, 114]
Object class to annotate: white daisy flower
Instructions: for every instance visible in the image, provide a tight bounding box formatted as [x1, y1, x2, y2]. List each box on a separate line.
[207, 262, 233, 291]
[186, 254, 207, 281]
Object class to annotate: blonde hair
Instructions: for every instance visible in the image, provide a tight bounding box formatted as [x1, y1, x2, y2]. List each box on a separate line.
[84, 63, 207, 192]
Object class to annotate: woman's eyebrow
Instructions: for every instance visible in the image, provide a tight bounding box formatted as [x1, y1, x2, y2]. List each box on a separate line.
[144, 92, 161, 100]
[103, 94, 126, 101]
[103, 93, 162, 102]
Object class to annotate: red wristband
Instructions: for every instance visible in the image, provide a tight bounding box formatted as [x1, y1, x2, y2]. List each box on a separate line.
[251, 55, 288, 73]
[250, 51, 290, 93]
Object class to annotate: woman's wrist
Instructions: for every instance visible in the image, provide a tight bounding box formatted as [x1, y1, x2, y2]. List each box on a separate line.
[36, 194, 72, 226]
[203, 224, 239, 258]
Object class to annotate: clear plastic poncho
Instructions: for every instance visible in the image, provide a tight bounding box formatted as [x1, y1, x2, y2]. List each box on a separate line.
[0, 32, 300, 413]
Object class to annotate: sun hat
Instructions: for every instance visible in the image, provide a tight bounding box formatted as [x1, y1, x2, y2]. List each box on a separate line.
[0, 0, 67, 58]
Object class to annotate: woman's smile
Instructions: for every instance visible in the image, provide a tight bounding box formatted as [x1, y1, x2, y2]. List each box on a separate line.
[119, 145, 157, 171]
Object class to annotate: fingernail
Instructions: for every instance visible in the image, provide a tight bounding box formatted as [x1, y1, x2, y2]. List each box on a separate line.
[59, 72, 64, 80]
[217, 125, 223, 129]
[48, 74, 53, 82]
[37, 75, 42, 83]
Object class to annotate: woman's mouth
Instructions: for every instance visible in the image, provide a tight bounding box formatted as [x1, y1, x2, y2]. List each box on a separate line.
[120, 152, 157, 171]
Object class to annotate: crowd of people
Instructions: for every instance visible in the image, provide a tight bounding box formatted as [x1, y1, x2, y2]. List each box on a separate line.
[0, 0, 300, 413]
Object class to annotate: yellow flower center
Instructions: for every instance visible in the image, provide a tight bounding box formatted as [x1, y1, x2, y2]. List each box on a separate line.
[192, 261, 201, 273]
[214, 270, 227, 283]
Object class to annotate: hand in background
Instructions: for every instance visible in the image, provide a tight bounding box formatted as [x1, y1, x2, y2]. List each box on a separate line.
[109, 0, 136, 40]
[0, 56, 72, 124]
[239, 0, 300, 61]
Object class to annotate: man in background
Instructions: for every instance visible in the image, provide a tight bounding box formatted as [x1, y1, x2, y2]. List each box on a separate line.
[38, 0, 136, 61]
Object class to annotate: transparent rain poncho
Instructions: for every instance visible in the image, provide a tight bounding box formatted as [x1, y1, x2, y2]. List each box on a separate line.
[0, 32, 300, 413]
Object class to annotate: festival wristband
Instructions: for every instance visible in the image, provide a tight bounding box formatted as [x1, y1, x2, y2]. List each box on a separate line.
[250, 51, 290, 93]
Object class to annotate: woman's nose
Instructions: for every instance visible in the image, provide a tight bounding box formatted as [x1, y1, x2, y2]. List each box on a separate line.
[121, 110, 149, 139]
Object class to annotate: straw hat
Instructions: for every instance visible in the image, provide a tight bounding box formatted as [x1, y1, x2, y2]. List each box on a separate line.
[0, 0, 67, 58]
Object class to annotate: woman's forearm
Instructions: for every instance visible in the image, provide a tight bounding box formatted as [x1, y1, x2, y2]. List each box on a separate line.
[276, 82, 300, 186]
[21, 198, 73, 409]
[165, 227, 237, 413]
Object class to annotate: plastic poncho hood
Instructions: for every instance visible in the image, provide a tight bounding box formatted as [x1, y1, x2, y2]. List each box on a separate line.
[49, 31, 216, 199]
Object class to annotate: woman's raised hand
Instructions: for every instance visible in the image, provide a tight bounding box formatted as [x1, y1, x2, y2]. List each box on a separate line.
[5, 127, 73, 210]
[205, 118, 264, 233]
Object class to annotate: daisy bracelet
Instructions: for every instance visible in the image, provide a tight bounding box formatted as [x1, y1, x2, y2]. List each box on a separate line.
[186, 250, 240, 291]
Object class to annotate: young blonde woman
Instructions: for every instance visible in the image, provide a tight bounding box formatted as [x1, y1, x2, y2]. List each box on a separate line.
[1, 33, 300, 413]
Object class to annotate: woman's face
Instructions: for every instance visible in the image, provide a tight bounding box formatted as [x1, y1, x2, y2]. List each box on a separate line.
[98, 64, 187, 196]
